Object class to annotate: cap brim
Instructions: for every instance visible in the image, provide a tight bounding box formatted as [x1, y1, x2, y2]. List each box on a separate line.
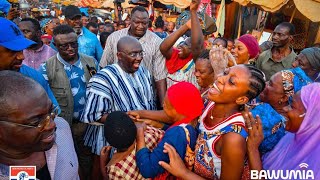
[0, 38, 36, 51]
[67, 14, 82, 19]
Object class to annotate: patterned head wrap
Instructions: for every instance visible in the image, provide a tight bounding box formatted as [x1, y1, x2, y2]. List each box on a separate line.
[40, 18, 52, 34]
[281, 70, 294, 97]
[281, 67, 312, 103]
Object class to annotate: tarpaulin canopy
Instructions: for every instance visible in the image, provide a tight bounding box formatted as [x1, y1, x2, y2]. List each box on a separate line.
[159, 0, 191, 8]
[233, 0, 320, 22]
[101, 0, 135, 8]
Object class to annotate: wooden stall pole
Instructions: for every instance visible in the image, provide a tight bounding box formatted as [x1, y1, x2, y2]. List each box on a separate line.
[290, 7, 297, 23]
[237, 5, 242, 38]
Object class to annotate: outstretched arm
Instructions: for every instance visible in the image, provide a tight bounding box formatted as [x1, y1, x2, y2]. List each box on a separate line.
[159, 143, 205, 180]
[127, 110, 172, 124]
[159, 22, 191, 59]
[190, 0, 204, 61]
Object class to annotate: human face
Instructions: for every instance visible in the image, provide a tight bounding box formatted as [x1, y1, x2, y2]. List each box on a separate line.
[105, 26, 113, 33]
[54, 33, 78, 62]
[292, 53, 316, 79]
[41, 38, 51, 45]
[118, 24, 125, 30]
[177, 38, 192, 59]
[18, 21, 39, 43]
[130, 11, 149, 37]
[66, 15, 82, 35]
[117, 42, 143, 73]
[283, 92, 306, 133]
[212, 39, 226, 48]
[167, 22, 175, 32]
[125, 19, 131, 27]
[46, 18, 61, 36]
[31, 11, 40, 19]
[227, 40, 234, 51]
[272, 25, 291, 48]
[259, 72, 285, 105]
[99, 24, 106, 33]
[88, 26, 98, 35]
[81, 16, 89, 27]
[0, 46, 25, 71]
[231, 40, 250, 65]
[195, 59, 215, 89]
[162, 95, 177, 119]
[208, 65, 250, 104]
[163, 21, 168, 31]
[0, 86, 56, 157]
[113, 23, 118, 31]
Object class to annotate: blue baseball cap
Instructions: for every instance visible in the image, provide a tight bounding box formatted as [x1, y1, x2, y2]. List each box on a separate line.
[0, 18, 36, 51]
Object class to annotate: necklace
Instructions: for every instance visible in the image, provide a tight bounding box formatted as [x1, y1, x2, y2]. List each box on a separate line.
[209, 108, 228, 120]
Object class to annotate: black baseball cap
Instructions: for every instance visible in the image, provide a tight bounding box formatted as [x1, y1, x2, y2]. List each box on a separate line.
[64, 5, 82, 19]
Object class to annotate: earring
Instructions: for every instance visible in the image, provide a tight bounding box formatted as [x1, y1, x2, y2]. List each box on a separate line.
[278, 101, 282, 105]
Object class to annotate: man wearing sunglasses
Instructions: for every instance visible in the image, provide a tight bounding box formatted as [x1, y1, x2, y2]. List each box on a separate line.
[81, 36, 156, 179]
[0, 71, 79, 180]
[39, 25, 98, 180]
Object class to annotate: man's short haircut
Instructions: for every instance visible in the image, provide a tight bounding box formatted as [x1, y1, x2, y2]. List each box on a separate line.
[86, 22, 98, 29]
[213, 37, 228, 48]
[117, 21, 125, 27]
[105, 23, 115, 32]
[53, 25, 75, 36]
[98, 23, 105, 27]
[0, 71, 39, 117]
[100, 32, 111, 46]
[131, 6, 148, 17]
[90, 16, 98, 23]
[21, 18, 41, 31]
[278, 22, 296, 35]
[104, 111, 137, 151]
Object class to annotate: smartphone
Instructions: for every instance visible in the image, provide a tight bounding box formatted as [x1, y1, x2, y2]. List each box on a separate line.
[86, 65, 97, 77]
[11, 3, 20, 10]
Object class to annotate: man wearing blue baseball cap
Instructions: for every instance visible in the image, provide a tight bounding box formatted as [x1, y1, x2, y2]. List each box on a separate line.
[0, 17, 59, 110]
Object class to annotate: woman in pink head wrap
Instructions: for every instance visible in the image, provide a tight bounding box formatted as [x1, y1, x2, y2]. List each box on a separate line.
[230, 34, 260, 65]
[244, 83, 320, 179]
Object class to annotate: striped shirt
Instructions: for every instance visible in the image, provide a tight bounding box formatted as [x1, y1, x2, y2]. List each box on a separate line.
[80, 64, 156, 155]
[99, 28, 167, 81]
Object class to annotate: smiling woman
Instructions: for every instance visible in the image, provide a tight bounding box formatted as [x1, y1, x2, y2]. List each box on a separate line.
[155, 65, 266, 180]
[245, 83, 320, 180]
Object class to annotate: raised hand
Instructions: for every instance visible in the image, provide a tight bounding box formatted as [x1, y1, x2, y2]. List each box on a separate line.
[136, 118, 164, 129]
[6, 8, 20, 20]
[127, 111, 140, 121]
[135, 121, 147, 132]
[159, 143, 189, 178]
[210, 45, 228, 76]
[190, 0, 200, 12]
[243, 112, 264, 150]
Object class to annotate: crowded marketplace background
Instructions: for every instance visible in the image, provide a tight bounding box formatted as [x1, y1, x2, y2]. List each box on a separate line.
[0, 0, 319, 179]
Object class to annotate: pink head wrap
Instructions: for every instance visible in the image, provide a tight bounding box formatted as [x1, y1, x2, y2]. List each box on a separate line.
[238, 34, 260, 59]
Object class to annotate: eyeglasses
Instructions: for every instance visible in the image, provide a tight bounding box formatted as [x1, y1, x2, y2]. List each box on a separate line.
[57, 41, 78, 51]
[120, 51, 145, 58]
[0, 106, 58, 132]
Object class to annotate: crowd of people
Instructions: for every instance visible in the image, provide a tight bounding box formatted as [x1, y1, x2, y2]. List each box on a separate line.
[0, 0, 320, 179]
